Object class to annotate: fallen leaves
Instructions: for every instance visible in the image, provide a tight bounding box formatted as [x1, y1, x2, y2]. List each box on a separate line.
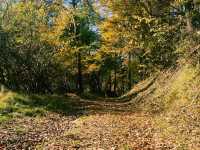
[0, 113, 75, 149]
[0, 96, 199, 149]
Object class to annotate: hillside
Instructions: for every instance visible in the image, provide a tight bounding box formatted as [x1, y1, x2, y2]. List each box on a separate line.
[126, 64, 200, 149]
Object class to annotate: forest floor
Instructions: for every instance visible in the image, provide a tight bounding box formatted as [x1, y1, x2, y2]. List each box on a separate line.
[0, 93, 191, 149]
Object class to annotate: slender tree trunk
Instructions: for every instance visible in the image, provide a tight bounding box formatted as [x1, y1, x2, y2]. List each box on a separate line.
[71, 0, 83, 93]
[122, 78, 125, 94]
[109, 73, 112, 93]
[114, 52, 117, 95]
[77, 51, 83, 93]
[105, 73, 112, 97]
[96, 71, 101, 93]
[65, 72, 71, 93]
[128, 51, 132, 90]
[0, 67, 5, 85]
[186, 12, 193, 32]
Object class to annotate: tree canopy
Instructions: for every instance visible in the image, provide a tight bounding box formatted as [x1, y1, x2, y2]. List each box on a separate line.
[0, 0, 200, 96]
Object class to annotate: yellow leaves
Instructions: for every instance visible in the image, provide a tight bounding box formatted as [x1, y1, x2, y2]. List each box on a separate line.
[54, 10, 71, 33]
[3, 1, 48, 45]
[4, 1, 74, 56]
[40, 9, 71, 46]
[102, 30, 118, 43]
[87, 64, 100, 73]
[94, 52, 102, 61]
[98, 10, 140, 54]
[99, 15, 120, 44]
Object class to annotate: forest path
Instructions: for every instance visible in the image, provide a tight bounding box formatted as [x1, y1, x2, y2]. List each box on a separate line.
[0, 94, 170, 150]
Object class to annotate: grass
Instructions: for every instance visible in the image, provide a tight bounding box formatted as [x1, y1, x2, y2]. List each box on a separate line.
[151, 65, 200, 149]
[0, 115, 10, 122]
[0, 92, 47, 120]
[0, 91, 85, 123]
[0, 90, 133, 124]
[126, 64, 200, 149]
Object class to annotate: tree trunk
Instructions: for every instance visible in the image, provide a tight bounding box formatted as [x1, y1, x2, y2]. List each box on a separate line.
[65, 72, 71, 93]
[186, 12, 193, 32]
[96, 71, 101, 93]
[128, 51, 132, 90]
[0, 67, 5, 86]
[77, 51, 83, 93]
[114, 52, 117, 95]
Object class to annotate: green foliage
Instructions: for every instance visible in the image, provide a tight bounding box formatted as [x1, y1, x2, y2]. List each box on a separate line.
[191, 10, 200, 29]
[0, 91, 85, 123]
[0, 1, 66, 93]
[0, 0, 200, 96]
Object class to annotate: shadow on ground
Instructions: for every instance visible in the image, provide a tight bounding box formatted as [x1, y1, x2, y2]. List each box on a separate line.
[0, 93, 134, 119]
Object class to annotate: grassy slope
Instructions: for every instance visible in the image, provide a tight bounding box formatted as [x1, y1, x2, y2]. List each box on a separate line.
[129, 64, 200, 149]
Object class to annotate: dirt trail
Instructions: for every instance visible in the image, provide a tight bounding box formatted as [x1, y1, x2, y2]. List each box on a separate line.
[0, 96, 171, 150]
